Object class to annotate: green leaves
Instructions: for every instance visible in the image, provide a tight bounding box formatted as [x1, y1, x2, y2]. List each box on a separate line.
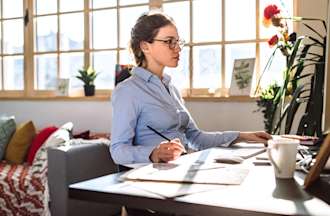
[76, 66, 99, 86]
[256, 18, 326, 137]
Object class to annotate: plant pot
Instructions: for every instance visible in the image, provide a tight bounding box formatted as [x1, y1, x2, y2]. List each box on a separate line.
[84, 85, 95, 96]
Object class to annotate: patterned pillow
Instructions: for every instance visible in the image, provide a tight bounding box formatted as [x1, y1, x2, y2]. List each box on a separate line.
[31, 122, 73, 176]
[5, 121, 36, 164]
[0, 116, 16, 160]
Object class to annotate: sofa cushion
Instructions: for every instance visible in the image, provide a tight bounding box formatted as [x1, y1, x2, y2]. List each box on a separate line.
[27, 126, 58, 164]
[0, 162, 49, 215]
[0, 116, 16, 160]
[5, 121, 36, 164]
[31, 122, 73, 175]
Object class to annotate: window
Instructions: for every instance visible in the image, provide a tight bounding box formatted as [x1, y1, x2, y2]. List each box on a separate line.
[0, 0, 24, 94]
[162, 0, 294, 95]
[0, 0, 294, 98]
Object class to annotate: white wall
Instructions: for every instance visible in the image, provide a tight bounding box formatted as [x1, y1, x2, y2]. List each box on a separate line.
[0, 0, 327, 134]
[0, 100, 263, 133]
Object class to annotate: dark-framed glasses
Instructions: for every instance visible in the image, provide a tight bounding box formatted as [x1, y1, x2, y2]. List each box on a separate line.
[153, 38, 185, 49]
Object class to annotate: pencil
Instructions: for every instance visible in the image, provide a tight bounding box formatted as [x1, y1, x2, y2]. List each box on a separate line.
[147, 125, 187, 154]
[147, 125, 171, 142]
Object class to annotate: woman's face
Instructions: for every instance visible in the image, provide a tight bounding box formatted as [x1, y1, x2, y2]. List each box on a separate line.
[144, 24, 182, 68]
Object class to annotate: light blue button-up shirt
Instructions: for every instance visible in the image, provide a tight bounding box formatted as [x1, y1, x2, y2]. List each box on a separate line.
[110, 67, 239, 165]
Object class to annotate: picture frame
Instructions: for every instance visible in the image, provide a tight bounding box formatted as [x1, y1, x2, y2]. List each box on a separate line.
[304, 134, 330, 188]
[229, 58, 255, 96]
[56, 78, 70, 96]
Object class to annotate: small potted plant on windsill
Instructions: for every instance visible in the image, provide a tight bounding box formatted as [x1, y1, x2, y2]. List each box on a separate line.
[76, 66, 98, 96]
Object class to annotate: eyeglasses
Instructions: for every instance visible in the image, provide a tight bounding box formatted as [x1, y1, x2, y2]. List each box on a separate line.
[153, 38, 185, 49]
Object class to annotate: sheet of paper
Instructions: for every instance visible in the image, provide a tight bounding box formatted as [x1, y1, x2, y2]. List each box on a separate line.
[126, 180, 226, 198]
[121, 163, 249, 185]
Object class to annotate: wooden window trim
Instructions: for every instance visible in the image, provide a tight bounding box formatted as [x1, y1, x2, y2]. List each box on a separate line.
[0, 0, 298, 100]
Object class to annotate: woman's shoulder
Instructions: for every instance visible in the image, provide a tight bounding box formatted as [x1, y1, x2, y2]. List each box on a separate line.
[112, 75, 142, 98]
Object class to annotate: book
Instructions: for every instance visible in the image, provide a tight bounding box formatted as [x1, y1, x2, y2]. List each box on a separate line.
[280, 134, 318, 146]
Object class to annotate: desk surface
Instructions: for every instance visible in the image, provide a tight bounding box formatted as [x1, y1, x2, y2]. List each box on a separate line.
[69, 148, 330, 216]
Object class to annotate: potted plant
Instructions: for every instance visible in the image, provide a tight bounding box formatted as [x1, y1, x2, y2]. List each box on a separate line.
[255, 4, 326, 137]
[76, 66, 98, 96]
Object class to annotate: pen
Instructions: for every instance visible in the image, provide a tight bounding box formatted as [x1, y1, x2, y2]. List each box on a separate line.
[147, 125, 187, 154]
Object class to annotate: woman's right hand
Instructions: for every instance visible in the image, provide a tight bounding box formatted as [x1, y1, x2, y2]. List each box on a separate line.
[150, 138, 186, 163]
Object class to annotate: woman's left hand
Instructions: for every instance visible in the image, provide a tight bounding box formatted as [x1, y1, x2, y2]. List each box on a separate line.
[236, 131, 272, 145]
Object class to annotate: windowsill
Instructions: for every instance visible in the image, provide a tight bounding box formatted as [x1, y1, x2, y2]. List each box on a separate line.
[0, 95, 258, 102]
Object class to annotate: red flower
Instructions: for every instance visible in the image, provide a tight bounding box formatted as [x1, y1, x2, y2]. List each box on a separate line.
[264, 5, 280, 19]
[268, 35, 279, 47]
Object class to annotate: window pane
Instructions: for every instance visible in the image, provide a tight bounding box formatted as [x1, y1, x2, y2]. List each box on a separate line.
[225, 43, 256, 88]
[91, 51, 116, 89]
[91, 0, 117, 8]
[92, 9, 117, 49]
[260, 0, 293, 39]
[60, 13, 84, 51]
[193, 45, 221, 89]
[119, 50, 134, 65]
[34, 0, 57, 15]
[164, 47, 190, 90]
[35, 16, 57, 52]
[3, 55, 24, 90]
[34, 54, 57, 90]
[120, 6, 148, 48]
[3, 19, 24, 54]
[163, 1, 190, 43]
[60, 0, 84, 12]
[259, 42, 286, 88]
[60, 52, 84, 89]
[193, 0, 221, 42]
[3, 0, 23, 18]
[0, 26, 2, 53]
[120, 0, 148, 5]
[225, 0, 255, 40]
[0, 58, 2, 89]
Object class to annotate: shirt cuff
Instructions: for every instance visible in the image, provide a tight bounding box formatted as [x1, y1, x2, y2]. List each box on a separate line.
[220, 131, 240, 147]
[135, 144, 157, 163]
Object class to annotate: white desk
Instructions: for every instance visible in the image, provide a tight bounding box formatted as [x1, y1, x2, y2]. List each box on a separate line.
[70, 148, 330, 216]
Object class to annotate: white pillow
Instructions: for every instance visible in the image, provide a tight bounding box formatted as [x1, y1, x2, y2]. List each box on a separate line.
[30, 122, 73, 176]
[43, 122, 73, 148]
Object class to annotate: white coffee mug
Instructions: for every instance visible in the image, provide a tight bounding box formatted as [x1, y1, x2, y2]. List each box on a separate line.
[267, 139, 299, 179]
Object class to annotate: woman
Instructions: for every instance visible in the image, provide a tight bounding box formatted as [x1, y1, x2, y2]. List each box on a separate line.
[111, 12, 271, 166]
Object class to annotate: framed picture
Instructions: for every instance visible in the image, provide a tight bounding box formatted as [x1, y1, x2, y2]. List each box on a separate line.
[56, 78, 70, 96]
[229, 58, 255, 96]
[304, 134, 330, 188]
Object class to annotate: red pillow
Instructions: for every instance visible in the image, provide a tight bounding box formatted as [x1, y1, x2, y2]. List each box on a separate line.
[26, 126, 58, 164]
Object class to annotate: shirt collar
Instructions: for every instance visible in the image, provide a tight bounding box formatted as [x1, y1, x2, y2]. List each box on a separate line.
[132, 67, 171, 85]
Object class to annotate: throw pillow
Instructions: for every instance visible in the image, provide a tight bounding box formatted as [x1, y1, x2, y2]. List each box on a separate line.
[5, 121, 36, 164]
[0, 116, 16, 160]
[31, 122, 73, 176]
[26, 126, 58, 164]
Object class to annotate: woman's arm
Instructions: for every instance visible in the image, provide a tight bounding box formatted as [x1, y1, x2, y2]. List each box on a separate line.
[110, 85, 155, 164]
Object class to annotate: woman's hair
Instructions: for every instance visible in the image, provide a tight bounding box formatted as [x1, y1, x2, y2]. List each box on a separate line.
[129, 12, 174, 67]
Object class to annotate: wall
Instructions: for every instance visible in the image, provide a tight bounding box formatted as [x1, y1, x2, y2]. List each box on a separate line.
[0, 100, 263, 133]
[0, 0, 327, 133]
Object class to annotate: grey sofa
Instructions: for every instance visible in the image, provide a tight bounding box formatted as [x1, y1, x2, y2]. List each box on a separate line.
[48, 142, 121, 216]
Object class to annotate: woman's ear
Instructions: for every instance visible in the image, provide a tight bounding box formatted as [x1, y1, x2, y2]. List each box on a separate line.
[140, 41, 150, 54]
